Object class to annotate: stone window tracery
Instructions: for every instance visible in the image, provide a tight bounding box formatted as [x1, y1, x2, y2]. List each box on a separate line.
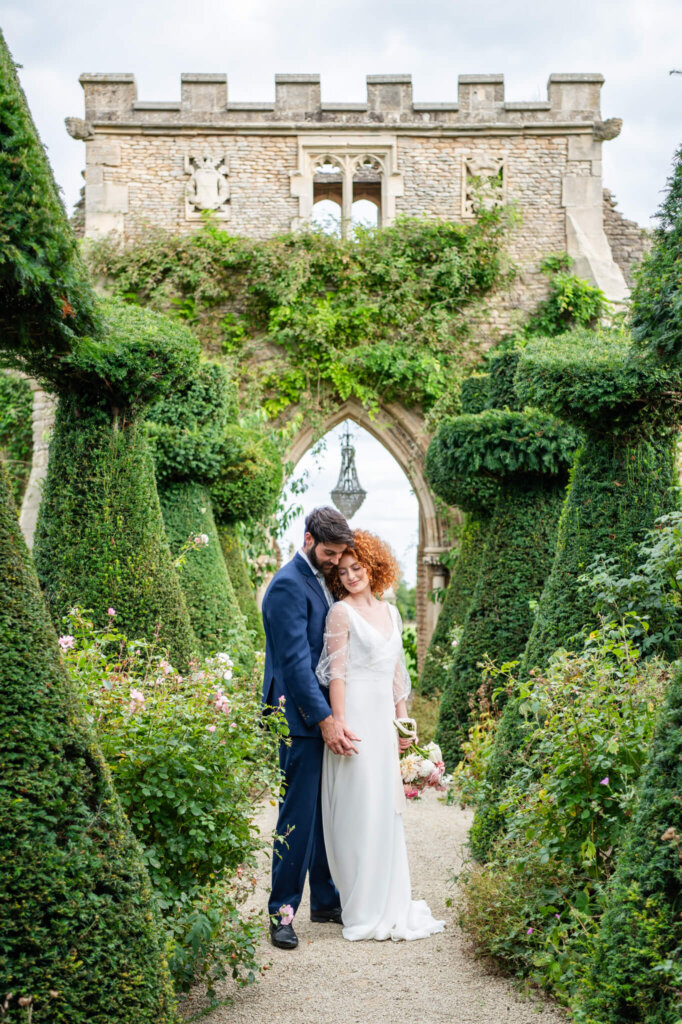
[290, 137, 404, 237]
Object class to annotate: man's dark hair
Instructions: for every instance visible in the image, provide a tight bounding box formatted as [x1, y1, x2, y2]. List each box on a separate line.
[304, 506, 354, 546]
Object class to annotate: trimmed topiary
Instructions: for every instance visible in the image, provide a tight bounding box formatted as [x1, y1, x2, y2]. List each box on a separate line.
[159, 482, 256, 667]
[459, 372, 490, 415]
[573, 663, 682, 1024]
[34, 395, 195, 668]
[485, 349, 521, 410]
[218, 523, 265, 646]
[146, 363, 252, 658]
[428, 408, 578, 765]
[516, 330, 681, 671]
[0, 371, 32, 504]
[0, 463, 176, 1024]
[0, 30, 100, 376]
[418, 513, 492, 697]
[630, 145, 682, 365]
[473, 329, 681, 860]
[210, 426, 283, 526]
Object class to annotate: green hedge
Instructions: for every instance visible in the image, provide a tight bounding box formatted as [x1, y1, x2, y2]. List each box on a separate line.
[0, 30, 100, 377]
[514, 329, 682, 436]
[418, 513, 491, 697]
[0, 371, 32, 504]
[485, 350, 521, 410]
[218, 523, 265, 645]
[630, 145, 682, 365]
[523, 434, 677, 671]
[34, 396, 195, 667]
[0, 463, 176, 1024]
[460, 372, 490, 414]
[436, 479, 565, 767]
[158, 481, 252, 660]
[573, 663, 682, 1024]
[146, 362, 236, 486]
[210, 426, 283, 525]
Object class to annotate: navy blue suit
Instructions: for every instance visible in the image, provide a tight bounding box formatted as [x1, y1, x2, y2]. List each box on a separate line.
[262, 553, 339, 918]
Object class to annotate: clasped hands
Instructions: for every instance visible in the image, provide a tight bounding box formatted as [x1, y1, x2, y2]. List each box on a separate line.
[319, 715, 360, 756]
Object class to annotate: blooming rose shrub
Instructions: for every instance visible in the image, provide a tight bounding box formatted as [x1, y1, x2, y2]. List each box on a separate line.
[62, 610, 288, 1000]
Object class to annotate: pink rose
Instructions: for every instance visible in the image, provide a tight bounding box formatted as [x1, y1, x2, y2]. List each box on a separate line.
[107, 607, 116, 617]
[279, 904, 294, 926]
[207, 724, 217, 733]
[404, 785, 420, 800]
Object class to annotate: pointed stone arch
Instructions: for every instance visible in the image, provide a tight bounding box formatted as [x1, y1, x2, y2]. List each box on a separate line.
[288, 398, 455, 667]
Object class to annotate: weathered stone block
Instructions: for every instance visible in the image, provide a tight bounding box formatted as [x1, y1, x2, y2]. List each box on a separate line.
[562, 174, 603, 208]
[181, 73, 227, 112]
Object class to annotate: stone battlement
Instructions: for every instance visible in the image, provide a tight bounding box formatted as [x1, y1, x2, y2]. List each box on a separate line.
[75, 72, 617, 132]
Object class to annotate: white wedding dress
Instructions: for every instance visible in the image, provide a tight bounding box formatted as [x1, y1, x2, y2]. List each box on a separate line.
[316, 600, 445, 942]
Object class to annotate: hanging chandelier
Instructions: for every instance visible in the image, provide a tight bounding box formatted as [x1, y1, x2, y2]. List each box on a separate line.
[330, 423, 367, 519]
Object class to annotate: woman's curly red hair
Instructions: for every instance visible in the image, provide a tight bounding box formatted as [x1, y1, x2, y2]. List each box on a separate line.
[328, 528, 400, 600]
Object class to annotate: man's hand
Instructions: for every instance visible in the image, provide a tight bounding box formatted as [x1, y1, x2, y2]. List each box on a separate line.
[319, 716, 360, 756]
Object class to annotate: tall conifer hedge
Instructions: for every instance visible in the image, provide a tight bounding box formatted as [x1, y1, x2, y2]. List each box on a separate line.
[0, 464, 177, 1023]
[473, 329, 681, 860]
[427, 406, 577, 766]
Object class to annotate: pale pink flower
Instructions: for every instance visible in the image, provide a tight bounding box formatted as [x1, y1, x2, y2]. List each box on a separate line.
[230, 722, 237, 729]
[193, 533, 209, 547]
[279, 904, 294, 926]
[404, 785, 420, 800]
[159, 659, 171, 675]
[428, 769, 443, 787]
[107, 607, 116, 617]
[527, 927, 533, 935]
[278, 695, 286, 705]
[58, 635, 75, 651]
[129, 688, 145, 703]
[207, 724, 217, 733]
[600, 777, 610, 786]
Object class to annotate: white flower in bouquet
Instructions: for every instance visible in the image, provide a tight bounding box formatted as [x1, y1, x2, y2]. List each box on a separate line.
[400, 753, 421, 782]
[417, 758, 436, 779]
[426, 742, 443, 764]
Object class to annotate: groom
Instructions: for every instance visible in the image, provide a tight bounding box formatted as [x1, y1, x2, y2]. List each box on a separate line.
[262, 506, 360, 950]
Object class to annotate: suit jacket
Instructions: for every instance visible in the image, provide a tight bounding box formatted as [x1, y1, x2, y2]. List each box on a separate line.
[261, 553, 332, 737]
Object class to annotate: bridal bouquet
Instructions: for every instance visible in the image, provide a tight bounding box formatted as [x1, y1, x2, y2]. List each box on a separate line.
[395, 721, 449, 799]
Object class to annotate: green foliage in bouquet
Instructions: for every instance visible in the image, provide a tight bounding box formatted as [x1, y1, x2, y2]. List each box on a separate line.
[0, 30, 100, 378]
[630, 145, 682, 365]
[34, 394, 195, 667]
[63, 610, 287, 999]
[0, 464, 176, 1024]
[218, 523, 265, 645]
[573, 661, 682, 1024]
[0, 371, 32, 504]
[418, 513, 492, 698]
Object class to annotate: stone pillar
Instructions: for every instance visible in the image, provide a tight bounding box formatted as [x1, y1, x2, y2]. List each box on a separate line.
[20, 382, 57, 549]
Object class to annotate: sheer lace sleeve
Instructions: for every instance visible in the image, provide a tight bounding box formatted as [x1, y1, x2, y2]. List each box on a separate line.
[391, 605, 412, 705]
[315, 602, 350, 688]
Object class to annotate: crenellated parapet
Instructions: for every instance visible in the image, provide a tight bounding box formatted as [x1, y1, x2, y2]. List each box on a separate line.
[73, 71, 616, 131]
[67, 69, 631, 308]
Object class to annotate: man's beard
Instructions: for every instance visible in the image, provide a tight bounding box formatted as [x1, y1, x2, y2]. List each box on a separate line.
[308, 544, 328, 575]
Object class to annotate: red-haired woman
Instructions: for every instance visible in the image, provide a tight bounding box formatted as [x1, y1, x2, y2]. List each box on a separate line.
[316, 529, 444, 942]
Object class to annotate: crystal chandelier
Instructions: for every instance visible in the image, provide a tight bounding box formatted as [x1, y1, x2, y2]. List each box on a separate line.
[330, 423, 367, 519]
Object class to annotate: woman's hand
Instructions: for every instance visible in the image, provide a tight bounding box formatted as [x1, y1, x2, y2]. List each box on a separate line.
[398, 734, 415, 752]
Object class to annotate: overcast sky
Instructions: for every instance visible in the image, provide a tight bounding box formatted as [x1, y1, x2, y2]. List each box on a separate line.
[2, 0, 681, 224]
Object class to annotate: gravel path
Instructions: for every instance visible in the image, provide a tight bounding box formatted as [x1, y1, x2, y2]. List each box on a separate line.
[182, 791, 567, 1024]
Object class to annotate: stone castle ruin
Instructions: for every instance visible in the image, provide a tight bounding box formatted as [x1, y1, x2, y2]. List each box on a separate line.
[64, 71, 649, 659]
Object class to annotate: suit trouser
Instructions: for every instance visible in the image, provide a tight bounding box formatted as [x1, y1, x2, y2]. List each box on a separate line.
[268, 735, 338, 918]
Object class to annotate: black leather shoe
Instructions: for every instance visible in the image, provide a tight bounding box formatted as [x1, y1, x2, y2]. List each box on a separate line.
[310, 906, 343, 924]
[270, 921, 298, 949]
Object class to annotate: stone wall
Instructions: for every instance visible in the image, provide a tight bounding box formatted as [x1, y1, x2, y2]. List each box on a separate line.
[68, 71, 632, 318]
[602, 188, 651, 287]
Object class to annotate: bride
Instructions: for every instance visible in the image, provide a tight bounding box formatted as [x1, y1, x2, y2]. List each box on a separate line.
[316, 529, 445, 942]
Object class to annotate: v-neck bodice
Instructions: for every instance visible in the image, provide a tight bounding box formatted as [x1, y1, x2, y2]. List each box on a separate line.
[344, 600, 395, 643]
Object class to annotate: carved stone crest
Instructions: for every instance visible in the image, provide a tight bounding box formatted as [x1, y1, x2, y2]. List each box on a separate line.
[462, 154, 505, 217]
[184, 152, 230, 220]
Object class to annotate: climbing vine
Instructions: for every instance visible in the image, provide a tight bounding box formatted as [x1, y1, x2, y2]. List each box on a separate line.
[85, 209, 516, 426]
